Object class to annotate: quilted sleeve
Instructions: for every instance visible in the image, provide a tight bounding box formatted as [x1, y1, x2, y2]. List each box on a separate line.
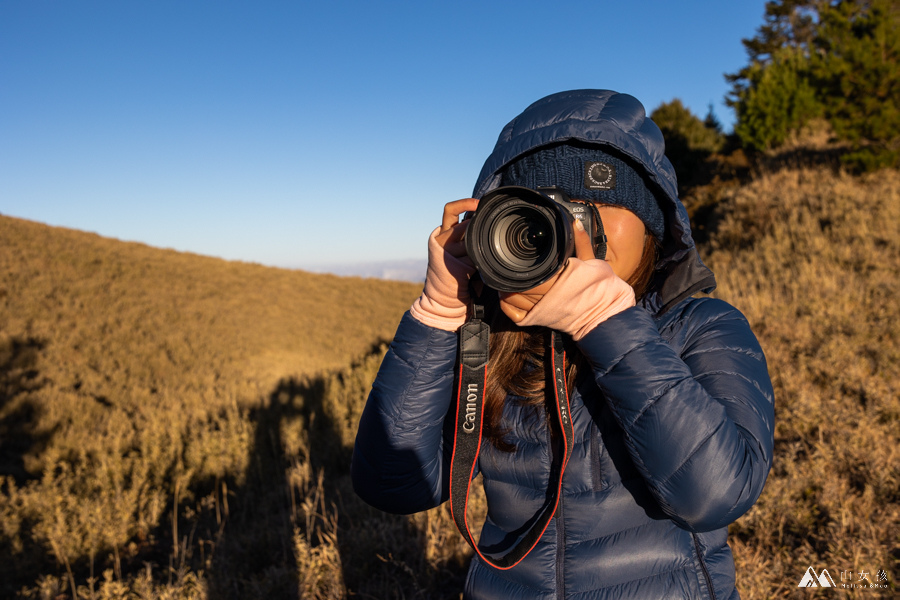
[576, 298, 775, 532]
[351, 311, 459, 514]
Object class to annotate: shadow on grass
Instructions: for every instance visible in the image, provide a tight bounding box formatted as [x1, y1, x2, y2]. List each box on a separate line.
[0, 335, 58, 597]
[0, 335, 50, 485]
[0, 338, 470, 598]
[207, 343, 470, 599]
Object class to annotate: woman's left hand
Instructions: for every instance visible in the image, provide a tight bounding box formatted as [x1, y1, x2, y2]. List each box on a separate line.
[499, 219, 595, 322]
[499, 220, 636, 340]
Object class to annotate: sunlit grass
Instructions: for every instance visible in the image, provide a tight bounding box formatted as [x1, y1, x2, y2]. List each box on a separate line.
[1, 162, 898, 598]
[702, 167, 900, 598]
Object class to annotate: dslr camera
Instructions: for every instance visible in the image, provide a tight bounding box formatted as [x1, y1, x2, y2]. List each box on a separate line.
[464, 186, 607, 293]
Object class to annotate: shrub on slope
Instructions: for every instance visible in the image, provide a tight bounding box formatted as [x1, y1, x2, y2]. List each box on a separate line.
[702, 167, 900, 598]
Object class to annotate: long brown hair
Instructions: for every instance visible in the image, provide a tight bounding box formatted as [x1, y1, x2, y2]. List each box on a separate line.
[481, 233, 659, 452]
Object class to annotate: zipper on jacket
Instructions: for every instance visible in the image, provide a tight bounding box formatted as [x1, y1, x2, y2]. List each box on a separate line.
[691, 533, 717, 600]
[555, 495, 565, 599]
[590, 423, 602, 492]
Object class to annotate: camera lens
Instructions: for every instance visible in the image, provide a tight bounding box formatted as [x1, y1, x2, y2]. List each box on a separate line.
[493, 208, 553, 269]
[465, 187, 575, 292]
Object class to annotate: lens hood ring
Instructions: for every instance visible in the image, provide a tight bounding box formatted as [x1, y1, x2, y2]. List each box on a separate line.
[465, 187, 575, 293]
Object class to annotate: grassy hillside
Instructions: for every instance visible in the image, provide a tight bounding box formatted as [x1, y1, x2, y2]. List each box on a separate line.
[0, 217, 431, 598]
[1, 216, 423, 386]
[1, 160, 899, 600]
[697, 167, 900, 598]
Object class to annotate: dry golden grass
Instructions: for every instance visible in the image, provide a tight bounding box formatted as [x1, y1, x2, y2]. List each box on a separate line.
[1, 162, 898, 599]
[0, 217, 456, 598]
[700, 168, 900, 598]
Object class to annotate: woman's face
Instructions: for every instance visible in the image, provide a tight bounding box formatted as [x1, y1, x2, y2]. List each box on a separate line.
[592, 204, 647, 282]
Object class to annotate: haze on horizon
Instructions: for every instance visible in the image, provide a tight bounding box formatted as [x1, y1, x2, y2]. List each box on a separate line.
[1, 1, 767, 275]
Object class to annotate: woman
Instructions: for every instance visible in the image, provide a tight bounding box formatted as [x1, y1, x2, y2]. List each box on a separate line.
[352, 89, 774, 599]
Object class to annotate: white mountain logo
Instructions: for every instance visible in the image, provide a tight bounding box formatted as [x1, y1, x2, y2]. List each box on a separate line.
[798, 566, 836, 587]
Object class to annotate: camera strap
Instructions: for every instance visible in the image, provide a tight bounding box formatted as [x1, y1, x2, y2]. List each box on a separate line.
[449, 306, 574, 570]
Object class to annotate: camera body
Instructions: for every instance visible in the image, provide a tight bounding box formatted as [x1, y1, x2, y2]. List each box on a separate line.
[464, 186, 607, 293]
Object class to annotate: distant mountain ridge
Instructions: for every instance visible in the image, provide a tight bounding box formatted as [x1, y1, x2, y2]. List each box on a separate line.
[302, 259, 426, 283]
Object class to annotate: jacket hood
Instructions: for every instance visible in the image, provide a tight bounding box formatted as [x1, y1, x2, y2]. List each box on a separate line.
[472, 89, 716, 316]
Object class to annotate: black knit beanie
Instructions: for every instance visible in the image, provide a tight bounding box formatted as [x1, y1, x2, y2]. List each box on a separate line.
[500, 144, 666, 240]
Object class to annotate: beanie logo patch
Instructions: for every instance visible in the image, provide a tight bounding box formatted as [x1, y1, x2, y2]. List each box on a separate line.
[584, 161, 616, 190]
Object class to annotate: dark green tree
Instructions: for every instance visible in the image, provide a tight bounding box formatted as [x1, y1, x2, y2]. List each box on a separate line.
[732, 46, 822, 151]
[726, 0, 823, 101]
[704, 103, 724, 134]
[727, 1, 826, 151]
[728, 0, 900, 169]
[811, 0, 900, 169]
[650, 99, 724, 194]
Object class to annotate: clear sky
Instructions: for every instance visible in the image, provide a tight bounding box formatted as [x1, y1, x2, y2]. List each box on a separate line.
[1, 1, 767, 272]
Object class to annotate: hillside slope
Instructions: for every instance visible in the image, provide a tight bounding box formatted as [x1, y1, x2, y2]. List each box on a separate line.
[698, 167, 900, 598]
[1, 215, 422, 393]
[2, 162, 899, 599]
[0, 216, 424, 597]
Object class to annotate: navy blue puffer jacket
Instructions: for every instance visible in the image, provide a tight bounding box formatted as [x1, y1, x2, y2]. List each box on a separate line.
[352, 90, 774, 599]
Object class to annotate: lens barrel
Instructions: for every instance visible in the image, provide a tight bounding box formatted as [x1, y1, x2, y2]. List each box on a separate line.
[465, 187, 576, 292]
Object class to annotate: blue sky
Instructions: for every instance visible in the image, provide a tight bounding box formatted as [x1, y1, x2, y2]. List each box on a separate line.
[1, 1, 767, 273]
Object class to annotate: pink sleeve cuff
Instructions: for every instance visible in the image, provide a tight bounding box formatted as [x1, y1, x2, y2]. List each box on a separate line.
[409, 227, 475, 332]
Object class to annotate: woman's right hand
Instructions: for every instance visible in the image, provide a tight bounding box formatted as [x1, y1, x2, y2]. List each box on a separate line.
[498, 218, 636, 340]
[434, 198, 479, 262]
[409, 198, 480, 331]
